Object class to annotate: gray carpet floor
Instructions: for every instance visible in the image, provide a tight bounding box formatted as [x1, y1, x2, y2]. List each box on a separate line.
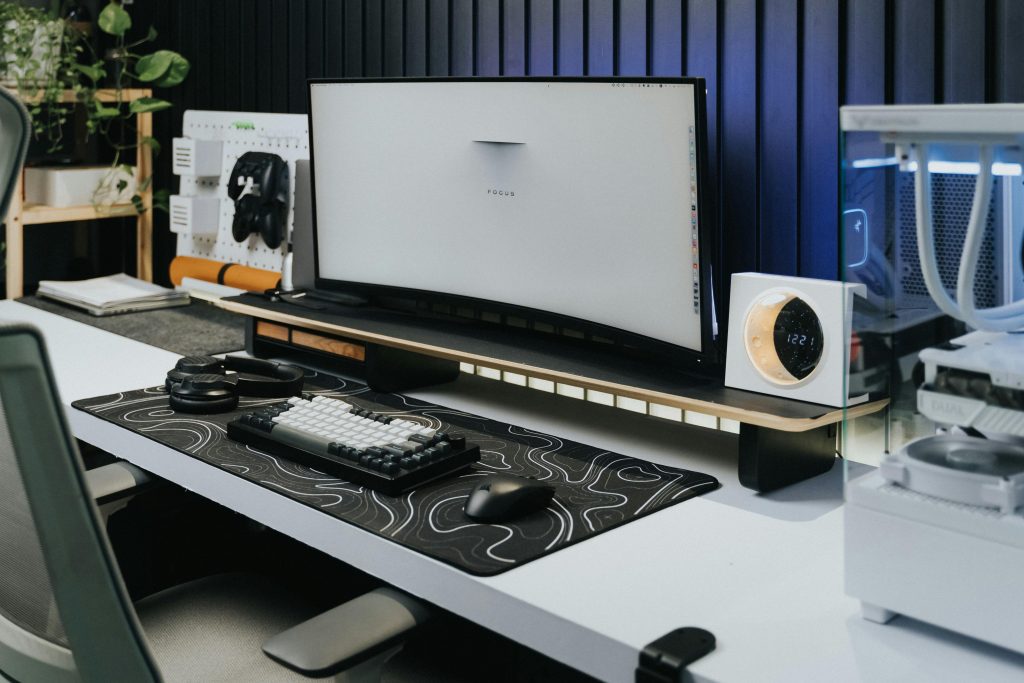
[19, 295, 246, 356]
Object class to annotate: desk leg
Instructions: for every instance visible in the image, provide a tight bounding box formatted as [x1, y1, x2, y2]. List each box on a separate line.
[737, 423, 837, 492]
[4, 171, 24, 299]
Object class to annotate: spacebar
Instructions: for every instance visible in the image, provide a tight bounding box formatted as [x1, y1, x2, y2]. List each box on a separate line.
[269, 423, 333, 455]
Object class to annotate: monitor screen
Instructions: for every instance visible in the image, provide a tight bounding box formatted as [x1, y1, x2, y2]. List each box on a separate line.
[309, 77, 713, 356]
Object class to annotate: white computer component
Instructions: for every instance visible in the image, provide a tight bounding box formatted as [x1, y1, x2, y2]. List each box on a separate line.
[172, 137, 223, 177]
[168, 195, 221, 237]
[842, 103, 1024, 655]
[846, 464, 1024, 656]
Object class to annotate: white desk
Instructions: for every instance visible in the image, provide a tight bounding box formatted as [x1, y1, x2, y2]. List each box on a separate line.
[3, 299, 1022, 683]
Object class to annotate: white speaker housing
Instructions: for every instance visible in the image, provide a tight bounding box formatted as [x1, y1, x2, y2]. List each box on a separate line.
[172, 137, 223, 177]
[725, 273, 868, 407]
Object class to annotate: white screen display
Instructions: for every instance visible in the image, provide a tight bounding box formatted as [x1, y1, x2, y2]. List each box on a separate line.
[310, 80, 705, 351]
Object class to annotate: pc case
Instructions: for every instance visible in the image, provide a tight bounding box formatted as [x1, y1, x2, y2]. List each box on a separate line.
[840, 105, 1024, 655]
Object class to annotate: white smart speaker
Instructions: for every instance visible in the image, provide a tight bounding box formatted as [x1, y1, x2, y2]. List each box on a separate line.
[725, 273, 868, 407]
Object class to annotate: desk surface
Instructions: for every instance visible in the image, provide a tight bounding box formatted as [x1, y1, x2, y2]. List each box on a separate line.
[3, 299, 1022, 683]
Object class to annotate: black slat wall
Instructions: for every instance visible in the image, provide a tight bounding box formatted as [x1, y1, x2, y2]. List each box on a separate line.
[133, 0, 1024, 310]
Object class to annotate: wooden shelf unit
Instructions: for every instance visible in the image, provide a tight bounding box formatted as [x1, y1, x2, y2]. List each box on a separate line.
[4, 88, 154, 299]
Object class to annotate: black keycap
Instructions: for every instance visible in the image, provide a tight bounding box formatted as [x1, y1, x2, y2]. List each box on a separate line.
[409, 434, 432, 445]
[369, 457, 384, 471]
[399, 457, 413, 469]
[382, 462, 399, 476]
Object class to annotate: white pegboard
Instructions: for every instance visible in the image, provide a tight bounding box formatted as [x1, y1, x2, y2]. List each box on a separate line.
[174, 110, 309, 273]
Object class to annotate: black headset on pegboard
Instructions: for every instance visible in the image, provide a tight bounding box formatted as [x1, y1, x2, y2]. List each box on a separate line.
[228, 151, 289, 249]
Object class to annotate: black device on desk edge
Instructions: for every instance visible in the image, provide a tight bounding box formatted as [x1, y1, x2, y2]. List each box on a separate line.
[464, 474, 556, 523]
[166, 355, 305, 414]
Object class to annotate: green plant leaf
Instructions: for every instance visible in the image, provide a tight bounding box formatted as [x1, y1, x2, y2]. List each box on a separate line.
[135, 50, 172, 81]
[98, 2, 131, 36]
[152, 189, 170, 213]
[146, 26, 158, 41]
[140, 136, 161, 155]
[131, 193, 146, 213]
[153, 52, 189, 88]
[94, 105, 121, 119]
[129, 97, 172, 114]
[73, 62, 105, 81]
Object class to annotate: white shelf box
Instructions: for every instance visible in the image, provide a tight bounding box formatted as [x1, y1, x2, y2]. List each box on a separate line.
[169, 195, 221, 236]
[172, 137, 223, 177]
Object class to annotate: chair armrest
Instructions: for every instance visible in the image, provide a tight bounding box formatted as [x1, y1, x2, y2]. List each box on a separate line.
[262, 587, 431, 677]
[85, 461, 152, 503]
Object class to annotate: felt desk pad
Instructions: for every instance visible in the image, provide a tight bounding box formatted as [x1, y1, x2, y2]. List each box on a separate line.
[74, 372, 719, 576]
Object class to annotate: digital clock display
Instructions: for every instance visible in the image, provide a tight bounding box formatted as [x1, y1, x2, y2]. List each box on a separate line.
[772, 298, 824, 380]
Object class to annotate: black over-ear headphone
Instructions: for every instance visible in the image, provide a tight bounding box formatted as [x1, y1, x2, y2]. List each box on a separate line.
[166, 355, 305, 414]
[228, 152, 290, 249]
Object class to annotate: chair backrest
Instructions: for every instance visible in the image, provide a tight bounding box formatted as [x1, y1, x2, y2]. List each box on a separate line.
[0, 324, 160, 682]
[0, 86, 29, 222]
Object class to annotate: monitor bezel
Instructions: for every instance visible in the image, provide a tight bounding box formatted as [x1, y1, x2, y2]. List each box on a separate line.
[306, 76, 720, 370]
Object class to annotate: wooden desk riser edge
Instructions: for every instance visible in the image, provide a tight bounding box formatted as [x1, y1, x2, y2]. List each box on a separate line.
[211, 296, 888, 433]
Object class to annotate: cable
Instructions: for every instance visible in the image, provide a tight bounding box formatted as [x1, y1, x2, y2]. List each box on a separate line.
[914, 143, 1024, 332]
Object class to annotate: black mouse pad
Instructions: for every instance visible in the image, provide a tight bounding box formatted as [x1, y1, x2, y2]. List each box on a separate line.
[73, 372, 719, 576]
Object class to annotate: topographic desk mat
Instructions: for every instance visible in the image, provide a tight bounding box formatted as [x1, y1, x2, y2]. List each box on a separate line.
[74, 372, 719, 576]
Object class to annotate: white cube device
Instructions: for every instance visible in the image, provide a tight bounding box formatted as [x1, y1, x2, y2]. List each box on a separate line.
[169, 195, 221, 236]
[172, 137, 223, 177]
[725, 273, 867, 407]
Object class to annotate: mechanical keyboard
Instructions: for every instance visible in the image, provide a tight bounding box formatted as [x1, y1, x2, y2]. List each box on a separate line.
[226, 394, 480, 495]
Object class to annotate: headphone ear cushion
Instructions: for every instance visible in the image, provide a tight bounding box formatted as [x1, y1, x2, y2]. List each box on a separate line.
[169, 392, 239, 414]
[232, 195, 261, 242]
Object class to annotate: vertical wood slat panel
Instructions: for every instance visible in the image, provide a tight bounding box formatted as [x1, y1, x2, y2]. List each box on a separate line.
[844, 0, 886, 105]
[759, 0, 798, 275]
[238, 0, 257, 111]
[193, 1, 213, 108]
[383, 0, 404, 76]
[617, 0, 647, 76]
[405, 0, 428, 77]
[994, 0, 1024, 101]
[209, 1, 228, 110]
[288, 0, 309, 112]
[942, 0, 986, 102]
[451, 0, 474, 76]
[477, 0, 501, 75]
[529, 0, 556, 75]
[343, 0, 364, 76]
[254, 0, 273, 111]
[304, 0, 326, 81]
[558, 0, 585, 75]
[720, 0, 759, 282]
[223, 0, 242, 108]
[588, 0, 614, 76]
[270, 0, 290, 111]
[650, 0, 683, 77]
[503, 0, 527, 75]
[892, 0, 935, 104]
[799, 0, 840, 279]
[428, 0, 450, 76]
[364, 0, 384, 76]
[324, 0, 346, 77]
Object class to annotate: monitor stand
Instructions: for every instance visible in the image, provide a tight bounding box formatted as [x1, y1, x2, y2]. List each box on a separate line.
[216, 293, 886, 493]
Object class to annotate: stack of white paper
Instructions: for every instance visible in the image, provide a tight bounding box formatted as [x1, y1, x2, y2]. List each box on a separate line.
[37, 273, 190, 316]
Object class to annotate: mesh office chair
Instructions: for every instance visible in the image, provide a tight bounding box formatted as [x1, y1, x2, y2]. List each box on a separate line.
[0, 324, 431, 682]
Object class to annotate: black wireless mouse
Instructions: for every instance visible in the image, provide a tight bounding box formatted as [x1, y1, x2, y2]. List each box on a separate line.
[464, 474, 556, 523]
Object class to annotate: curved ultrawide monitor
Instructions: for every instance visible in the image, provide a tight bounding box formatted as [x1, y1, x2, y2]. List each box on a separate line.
[309, 77, 714, 358]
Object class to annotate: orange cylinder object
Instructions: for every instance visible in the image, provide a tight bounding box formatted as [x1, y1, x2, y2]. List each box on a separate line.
[169, 256, 281, 292]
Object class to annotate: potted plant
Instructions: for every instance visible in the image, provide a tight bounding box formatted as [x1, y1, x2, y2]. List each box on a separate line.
[0, 1, 79, 151]
[2, 0, 189, 213]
